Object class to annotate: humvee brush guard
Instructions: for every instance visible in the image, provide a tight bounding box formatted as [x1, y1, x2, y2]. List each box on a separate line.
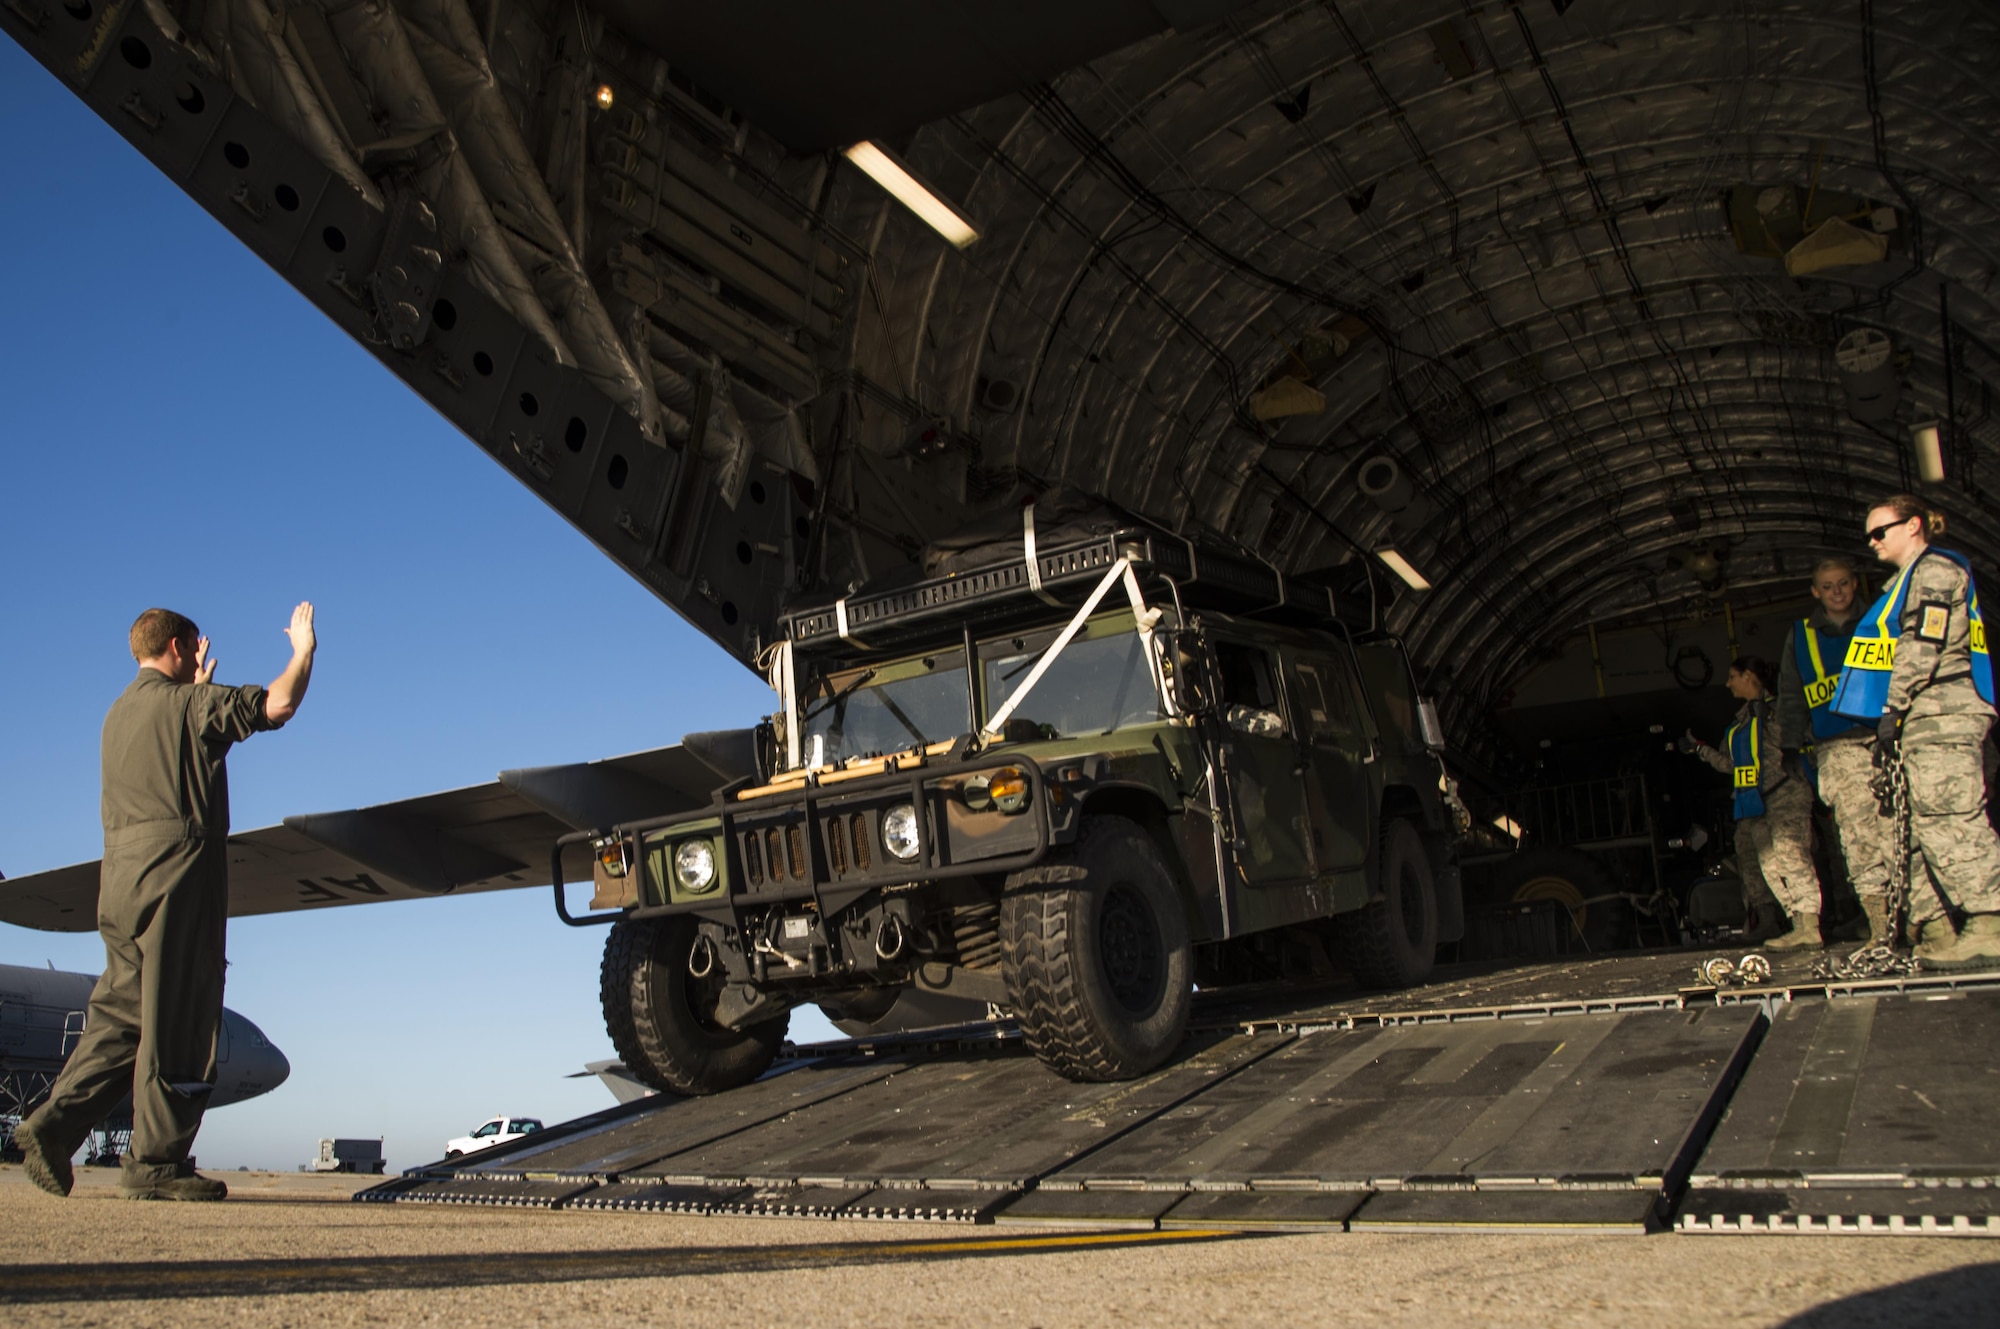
[560, 514, 1465, 1093]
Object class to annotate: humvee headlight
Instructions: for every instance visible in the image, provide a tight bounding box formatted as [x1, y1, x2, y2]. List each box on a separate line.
[672, 840, 717, 893]
[595, 836, 628, 878]
[881, 803, 921, 861]
[987, 767, 1030, 814]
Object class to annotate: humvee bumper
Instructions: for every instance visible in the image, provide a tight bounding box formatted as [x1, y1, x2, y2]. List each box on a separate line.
[552, 756, 1054, 927]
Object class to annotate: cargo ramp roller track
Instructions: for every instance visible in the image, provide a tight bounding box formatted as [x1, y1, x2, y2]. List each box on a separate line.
[359, 954, 2000, 1237]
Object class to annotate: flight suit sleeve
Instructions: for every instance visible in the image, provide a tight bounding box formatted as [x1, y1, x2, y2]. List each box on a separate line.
[1885, 558, 1966, 711]
[1775, 624, 1809, 747]
[190, 681, 281, 745]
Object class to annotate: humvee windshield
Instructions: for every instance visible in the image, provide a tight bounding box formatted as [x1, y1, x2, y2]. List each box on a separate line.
[797, 613, 1165, 765]
[801, 650, 969, 767]
[983, 613, 1164, 739]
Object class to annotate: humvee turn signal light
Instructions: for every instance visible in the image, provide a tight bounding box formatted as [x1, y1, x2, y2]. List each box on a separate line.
[964, 767, 1030, 814]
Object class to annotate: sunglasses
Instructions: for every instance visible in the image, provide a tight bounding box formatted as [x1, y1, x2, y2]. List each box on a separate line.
[1866, 518, 1914, 543]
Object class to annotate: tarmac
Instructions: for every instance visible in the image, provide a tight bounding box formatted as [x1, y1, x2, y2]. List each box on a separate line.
[2, 1165, 1996, 1327]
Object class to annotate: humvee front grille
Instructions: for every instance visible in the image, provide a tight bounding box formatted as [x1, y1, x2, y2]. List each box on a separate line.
[849, 812, 871, 871]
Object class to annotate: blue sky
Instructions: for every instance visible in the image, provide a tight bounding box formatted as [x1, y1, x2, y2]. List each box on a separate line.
[0, 42, 837, 1170]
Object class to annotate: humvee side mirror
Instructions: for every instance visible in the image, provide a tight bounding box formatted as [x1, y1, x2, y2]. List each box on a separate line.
[1417, 697, 1446, 753]
[1168, 631, 1216, 717]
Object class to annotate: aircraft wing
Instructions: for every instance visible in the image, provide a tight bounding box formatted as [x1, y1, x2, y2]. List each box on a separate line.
[0, 733, 755, 933]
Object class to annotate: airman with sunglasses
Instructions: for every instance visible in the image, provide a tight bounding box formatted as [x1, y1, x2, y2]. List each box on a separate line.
[1831, 494, 2000, 967]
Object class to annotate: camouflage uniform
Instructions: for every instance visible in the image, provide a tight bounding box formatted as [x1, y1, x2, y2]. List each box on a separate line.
[1886, 552, 2000, 927]
[1697, 700, 1820, 918]
[1777, 609, 1889, 906]
[1813, 740, 1890, 899]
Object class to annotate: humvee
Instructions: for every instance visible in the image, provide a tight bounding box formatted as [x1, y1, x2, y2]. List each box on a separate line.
[562, 515, 1465, 1093]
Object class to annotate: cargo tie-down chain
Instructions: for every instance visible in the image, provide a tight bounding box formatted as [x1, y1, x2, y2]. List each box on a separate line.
[1811, 751, 1923, 981]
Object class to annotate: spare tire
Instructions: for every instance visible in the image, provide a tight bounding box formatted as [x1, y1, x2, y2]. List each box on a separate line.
[1492, 847, 1627, 953]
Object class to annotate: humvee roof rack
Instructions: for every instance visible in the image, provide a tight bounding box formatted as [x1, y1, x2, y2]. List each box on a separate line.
[783, 525, 1370, 650]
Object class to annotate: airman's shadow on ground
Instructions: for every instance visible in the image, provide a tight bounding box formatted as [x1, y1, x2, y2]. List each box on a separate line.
[0, 1229, 1250, 1304]
[1779, 1261, 2000, 1327]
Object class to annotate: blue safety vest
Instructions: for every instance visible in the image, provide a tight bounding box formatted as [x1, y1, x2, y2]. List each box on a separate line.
[1831, 548, 1993, 720]
[1794, 620, 1865, 742]
[1728, 714, 1766, 820]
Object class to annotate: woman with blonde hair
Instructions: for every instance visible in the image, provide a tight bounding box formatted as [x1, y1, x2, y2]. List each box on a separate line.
[1832, 494, 2000, 967]
[1777, 556, 1885, 945]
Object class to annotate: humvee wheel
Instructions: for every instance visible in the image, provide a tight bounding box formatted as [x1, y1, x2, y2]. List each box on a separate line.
[600, 916, 787, 1095]
[1335, 818, 1439, 990]
[1001, 816, 1193, 1082]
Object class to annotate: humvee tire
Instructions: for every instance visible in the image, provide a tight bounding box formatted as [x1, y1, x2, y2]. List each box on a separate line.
[600, 916, 788, 1095]
[1335, 818, 1439, 989]
[1001, 815, 1194, 1081]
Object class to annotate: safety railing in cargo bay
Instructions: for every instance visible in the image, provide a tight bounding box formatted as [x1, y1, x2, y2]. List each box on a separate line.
[1508, 774, 1657, 853]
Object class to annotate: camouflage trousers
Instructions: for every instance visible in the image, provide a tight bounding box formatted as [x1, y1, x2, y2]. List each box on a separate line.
[1737, 777, 1821, 919]
[1902, 709, 2000, 926]
[1814, 739, 1890, 901]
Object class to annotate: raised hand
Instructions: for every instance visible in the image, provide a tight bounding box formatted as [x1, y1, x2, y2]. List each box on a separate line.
[284, 601, 316, 658]
[193, 636, 216, 685]
[264, 602, 316, 725]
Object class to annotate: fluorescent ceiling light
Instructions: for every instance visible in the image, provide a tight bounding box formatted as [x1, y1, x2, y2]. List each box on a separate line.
[843, 141, 980, 249]
[1376, 547, 1432, 591]
[1910, 420, 1945, 484]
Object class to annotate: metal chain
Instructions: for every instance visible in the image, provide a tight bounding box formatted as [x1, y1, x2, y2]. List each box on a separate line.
[1890, 747, 1914, 937]
[1810, 752, 1923, 981]
[1810, 944, 1922, 981]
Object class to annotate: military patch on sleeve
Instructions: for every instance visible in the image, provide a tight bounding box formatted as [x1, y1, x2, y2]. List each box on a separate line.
[1918, 600, 1951, 644]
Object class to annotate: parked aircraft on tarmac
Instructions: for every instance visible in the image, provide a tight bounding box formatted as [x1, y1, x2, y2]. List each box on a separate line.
[0, 961, 291, 1159]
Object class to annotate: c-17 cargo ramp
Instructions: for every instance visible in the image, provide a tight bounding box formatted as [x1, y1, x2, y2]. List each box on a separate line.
[358, 952, 2000, 1238]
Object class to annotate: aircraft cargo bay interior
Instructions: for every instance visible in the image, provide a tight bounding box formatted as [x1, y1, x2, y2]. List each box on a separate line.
[4, 1, 2000, 1314]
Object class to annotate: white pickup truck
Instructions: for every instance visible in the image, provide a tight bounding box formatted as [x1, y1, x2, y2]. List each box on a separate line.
[444, 1115, 543, 1159]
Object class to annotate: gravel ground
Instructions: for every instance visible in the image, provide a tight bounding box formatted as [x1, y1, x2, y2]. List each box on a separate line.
[1, 1166, 1995, 1327]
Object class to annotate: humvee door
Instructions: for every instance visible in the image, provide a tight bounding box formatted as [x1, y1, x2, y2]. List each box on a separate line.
[1284, 645, 1377, 873]
[1210, 639, 1313, 887]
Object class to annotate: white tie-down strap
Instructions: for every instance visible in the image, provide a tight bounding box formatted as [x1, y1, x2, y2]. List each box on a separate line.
[984, 556, 1160, 739]
[1022, 502, 1061, 606]
[767, 639, 801, 770]
[832, 600, 864, 644]
[1119, 560, 1172, 717]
